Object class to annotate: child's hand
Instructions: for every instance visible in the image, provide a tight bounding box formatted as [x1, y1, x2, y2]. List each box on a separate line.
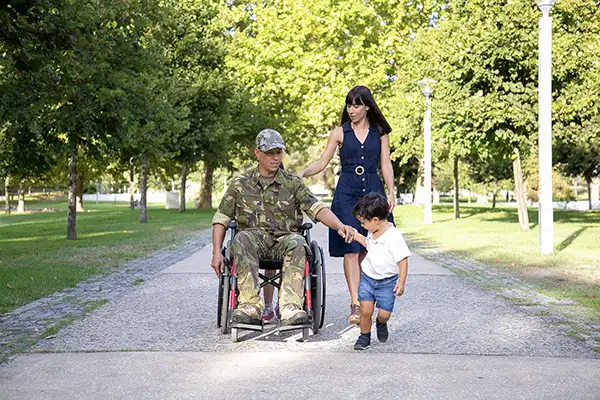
[394, 282, 405, 297]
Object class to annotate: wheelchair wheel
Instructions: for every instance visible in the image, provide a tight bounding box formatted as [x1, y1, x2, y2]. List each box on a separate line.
[220, 270, 231, 335]
[309, 241, 326, 333]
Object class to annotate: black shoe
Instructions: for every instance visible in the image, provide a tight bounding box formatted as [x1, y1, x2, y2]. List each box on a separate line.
[376, 319, 388, 343]
[354, 333, 371, 350]
[231, 305, 261, 325]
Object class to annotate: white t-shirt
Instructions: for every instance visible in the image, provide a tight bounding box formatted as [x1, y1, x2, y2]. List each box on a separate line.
[361, 224, 411, 280]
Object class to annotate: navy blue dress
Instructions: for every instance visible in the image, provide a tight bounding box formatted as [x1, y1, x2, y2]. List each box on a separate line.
[329, 122, 394, 257]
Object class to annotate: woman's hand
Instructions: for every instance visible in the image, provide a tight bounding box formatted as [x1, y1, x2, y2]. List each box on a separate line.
[387, 192, 396, 214]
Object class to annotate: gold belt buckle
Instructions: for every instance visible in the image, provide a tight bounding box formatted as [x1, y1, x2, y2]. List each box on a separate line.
[355, 166, 365, 176]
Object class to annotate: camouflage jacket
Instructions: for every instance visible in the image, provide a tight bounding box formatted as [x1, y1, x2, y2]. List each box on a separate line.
[212, 167, 327, 234]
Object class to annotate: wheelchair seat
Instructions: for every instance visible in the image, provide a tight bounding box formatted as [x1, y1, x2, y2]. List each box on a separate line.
[259, 259, 283, 270]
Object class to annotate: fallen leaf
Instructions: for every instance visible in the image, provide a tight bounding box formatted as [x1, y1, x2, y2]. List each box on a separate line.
[6, 283, 13, 289]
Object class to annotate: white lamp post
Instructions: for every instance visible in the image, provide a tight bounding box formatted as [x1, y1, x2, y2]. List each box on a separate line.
[418, 78, 437, 225]
[537, 0, 556, 255]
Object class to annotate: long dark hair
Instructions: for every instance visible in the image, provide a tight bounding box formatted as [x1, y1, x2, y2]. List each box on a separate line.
[341, 86, 391, 136]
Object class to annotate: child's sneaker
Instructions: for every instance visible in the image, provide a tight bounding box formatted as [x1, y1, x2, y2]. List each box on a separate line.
[376, 319, 388, 342]
[261, 305, 277, 324]
[353, 333, 371, 350]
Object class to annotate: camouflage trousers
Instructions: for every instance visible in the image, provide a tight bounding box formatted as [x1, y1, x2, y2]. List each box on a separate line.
[231, 230, 309, 312]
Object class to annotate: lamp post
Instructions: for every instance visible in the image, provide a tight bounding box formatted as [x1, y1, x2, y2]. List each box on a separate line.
[537, 0, 556, 255]
[418, 79, 437, 225]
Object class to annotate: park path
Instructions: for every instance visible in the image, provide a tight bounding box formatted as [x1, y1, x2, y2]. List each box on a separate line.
[1, 223, 599, 399]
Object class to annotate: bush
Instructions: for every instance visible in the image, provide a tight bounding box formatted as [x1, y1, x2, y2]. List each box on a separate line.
[526, 169, 576, 202]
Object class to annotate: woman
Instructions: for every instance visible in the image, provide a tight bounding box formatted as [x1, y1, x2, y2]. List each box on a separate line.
[298, 86, 395, 325]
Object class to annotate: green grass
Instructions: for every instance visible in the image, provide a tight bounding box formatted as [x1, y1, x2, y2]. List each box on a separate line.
[0, 200, 213, 314]
[394, 204, 600, 319]
[82, 299, 109, 313]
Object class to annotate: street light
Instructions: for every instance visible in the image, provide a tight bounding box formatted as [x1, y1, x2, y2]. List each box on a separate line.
[418, 78, 437, 225]
[537, 0, 556, 255]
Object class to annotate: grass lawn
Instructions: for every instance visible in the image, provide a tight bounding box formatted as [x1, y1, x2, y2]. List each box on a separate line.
[394, 204, 600, 319]
[0, 199, 213, 314]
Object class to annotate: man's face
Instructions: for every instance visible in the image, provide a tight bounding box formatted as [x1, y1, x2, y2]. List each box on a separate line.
[255, 148, 283, 174]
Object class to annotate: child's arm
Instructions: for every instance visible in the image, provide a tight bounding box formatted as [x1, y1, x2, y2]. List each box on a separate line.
[394, 257, 408, 296]
[351, 228, 367, 248]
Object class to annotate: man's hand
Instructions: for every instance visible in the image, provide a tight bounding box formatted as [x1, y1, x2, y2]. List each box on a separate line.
[337, 225, 356, 243]
[387, 192, 396, 214]
[393, 281, 405, 297]
[211, 252, 224, 277]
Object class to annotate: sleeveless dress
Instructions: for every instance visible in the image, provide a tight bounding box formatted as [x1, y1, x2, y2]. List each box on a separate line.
[329, 122, 394, 257]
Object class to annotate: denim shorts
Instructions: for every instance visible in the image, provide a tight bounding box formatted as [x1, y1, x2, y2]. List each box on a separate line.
[358, 272, 398, 312]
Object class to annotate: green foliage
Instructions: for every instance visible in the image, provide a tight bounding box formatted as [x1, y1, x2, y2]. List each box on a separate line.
[225, 0, 443, 149]
[1, 0, 599, 204]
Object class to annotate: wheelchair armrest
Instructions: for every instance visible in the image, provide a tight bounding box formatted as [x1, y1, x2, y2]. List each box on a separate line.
[299, 222, 313, 232]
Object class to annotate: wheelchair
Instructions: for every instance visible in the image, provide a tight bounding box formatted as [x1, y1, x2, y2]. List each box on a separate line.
[217, 220, 326, 342]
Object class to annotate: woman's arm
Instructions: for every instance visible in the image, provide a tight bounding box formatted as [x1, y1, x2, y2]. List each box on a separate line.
[380, 134, 396, 212]
[298, 126, 343, 178]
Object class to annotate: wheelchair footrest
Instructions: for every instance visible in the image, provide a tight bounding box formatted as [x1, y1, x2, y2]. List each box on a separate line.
[230, 322, 263, 332]
[278, 324, 311, 332]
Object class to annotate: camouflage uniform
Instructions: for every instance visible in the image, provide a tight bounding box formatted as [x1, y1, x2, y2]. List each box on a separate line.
[212, 131, 327, 315]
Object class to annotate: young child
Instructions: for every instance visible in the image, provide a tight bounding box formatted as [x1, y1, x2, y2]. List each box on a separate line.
[350, 192, 410, 350]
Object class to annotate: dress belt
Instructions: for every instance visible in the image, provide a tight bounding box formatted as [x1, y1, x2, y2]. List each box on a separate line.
[341, 166, 378, 176]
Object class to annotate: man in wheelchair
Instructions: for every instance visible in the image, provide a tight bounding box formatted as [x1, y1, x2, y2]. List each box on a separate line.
[211, 129, 355, 326]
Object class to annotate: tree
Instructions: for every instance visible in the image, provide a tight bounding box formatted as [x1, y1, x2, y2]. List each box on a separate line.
[225, 0, 443, 148]
[392, 0, 542, 229]
[552, 0, 600, 210]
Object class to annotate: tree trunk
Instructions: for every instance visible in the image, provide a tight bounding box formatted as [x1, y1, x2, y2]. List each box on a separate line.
[76, 168, 85, 212]
[67, 153, 78, 240]
[129, 162, 136, 210]
[453, 155, 460, 219]
[512, 148, 529, 231]
[586, 176, 592, 211]
[198, 163, 214, 209]
[17, 181, 25, 213]
[592, 178, 600, 207]
[140, 157, 148, 223]
[179, 163, 188, 213]
[4, 176, 10, 215]
[492, 181, 498, 209]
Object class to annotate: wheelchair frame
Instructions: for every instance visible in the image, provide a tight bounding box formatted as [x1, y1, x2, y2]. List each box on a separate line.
[217, 220, 326, 342]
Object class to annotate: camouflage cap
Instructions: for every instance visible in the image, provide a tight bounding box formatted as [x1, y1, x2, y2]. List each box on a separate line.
[255, 129, 286, 152]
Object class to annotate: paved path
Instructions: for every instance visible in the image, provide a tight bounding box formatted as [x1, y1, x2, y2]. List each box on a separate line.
[1, 223, 599, 399]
